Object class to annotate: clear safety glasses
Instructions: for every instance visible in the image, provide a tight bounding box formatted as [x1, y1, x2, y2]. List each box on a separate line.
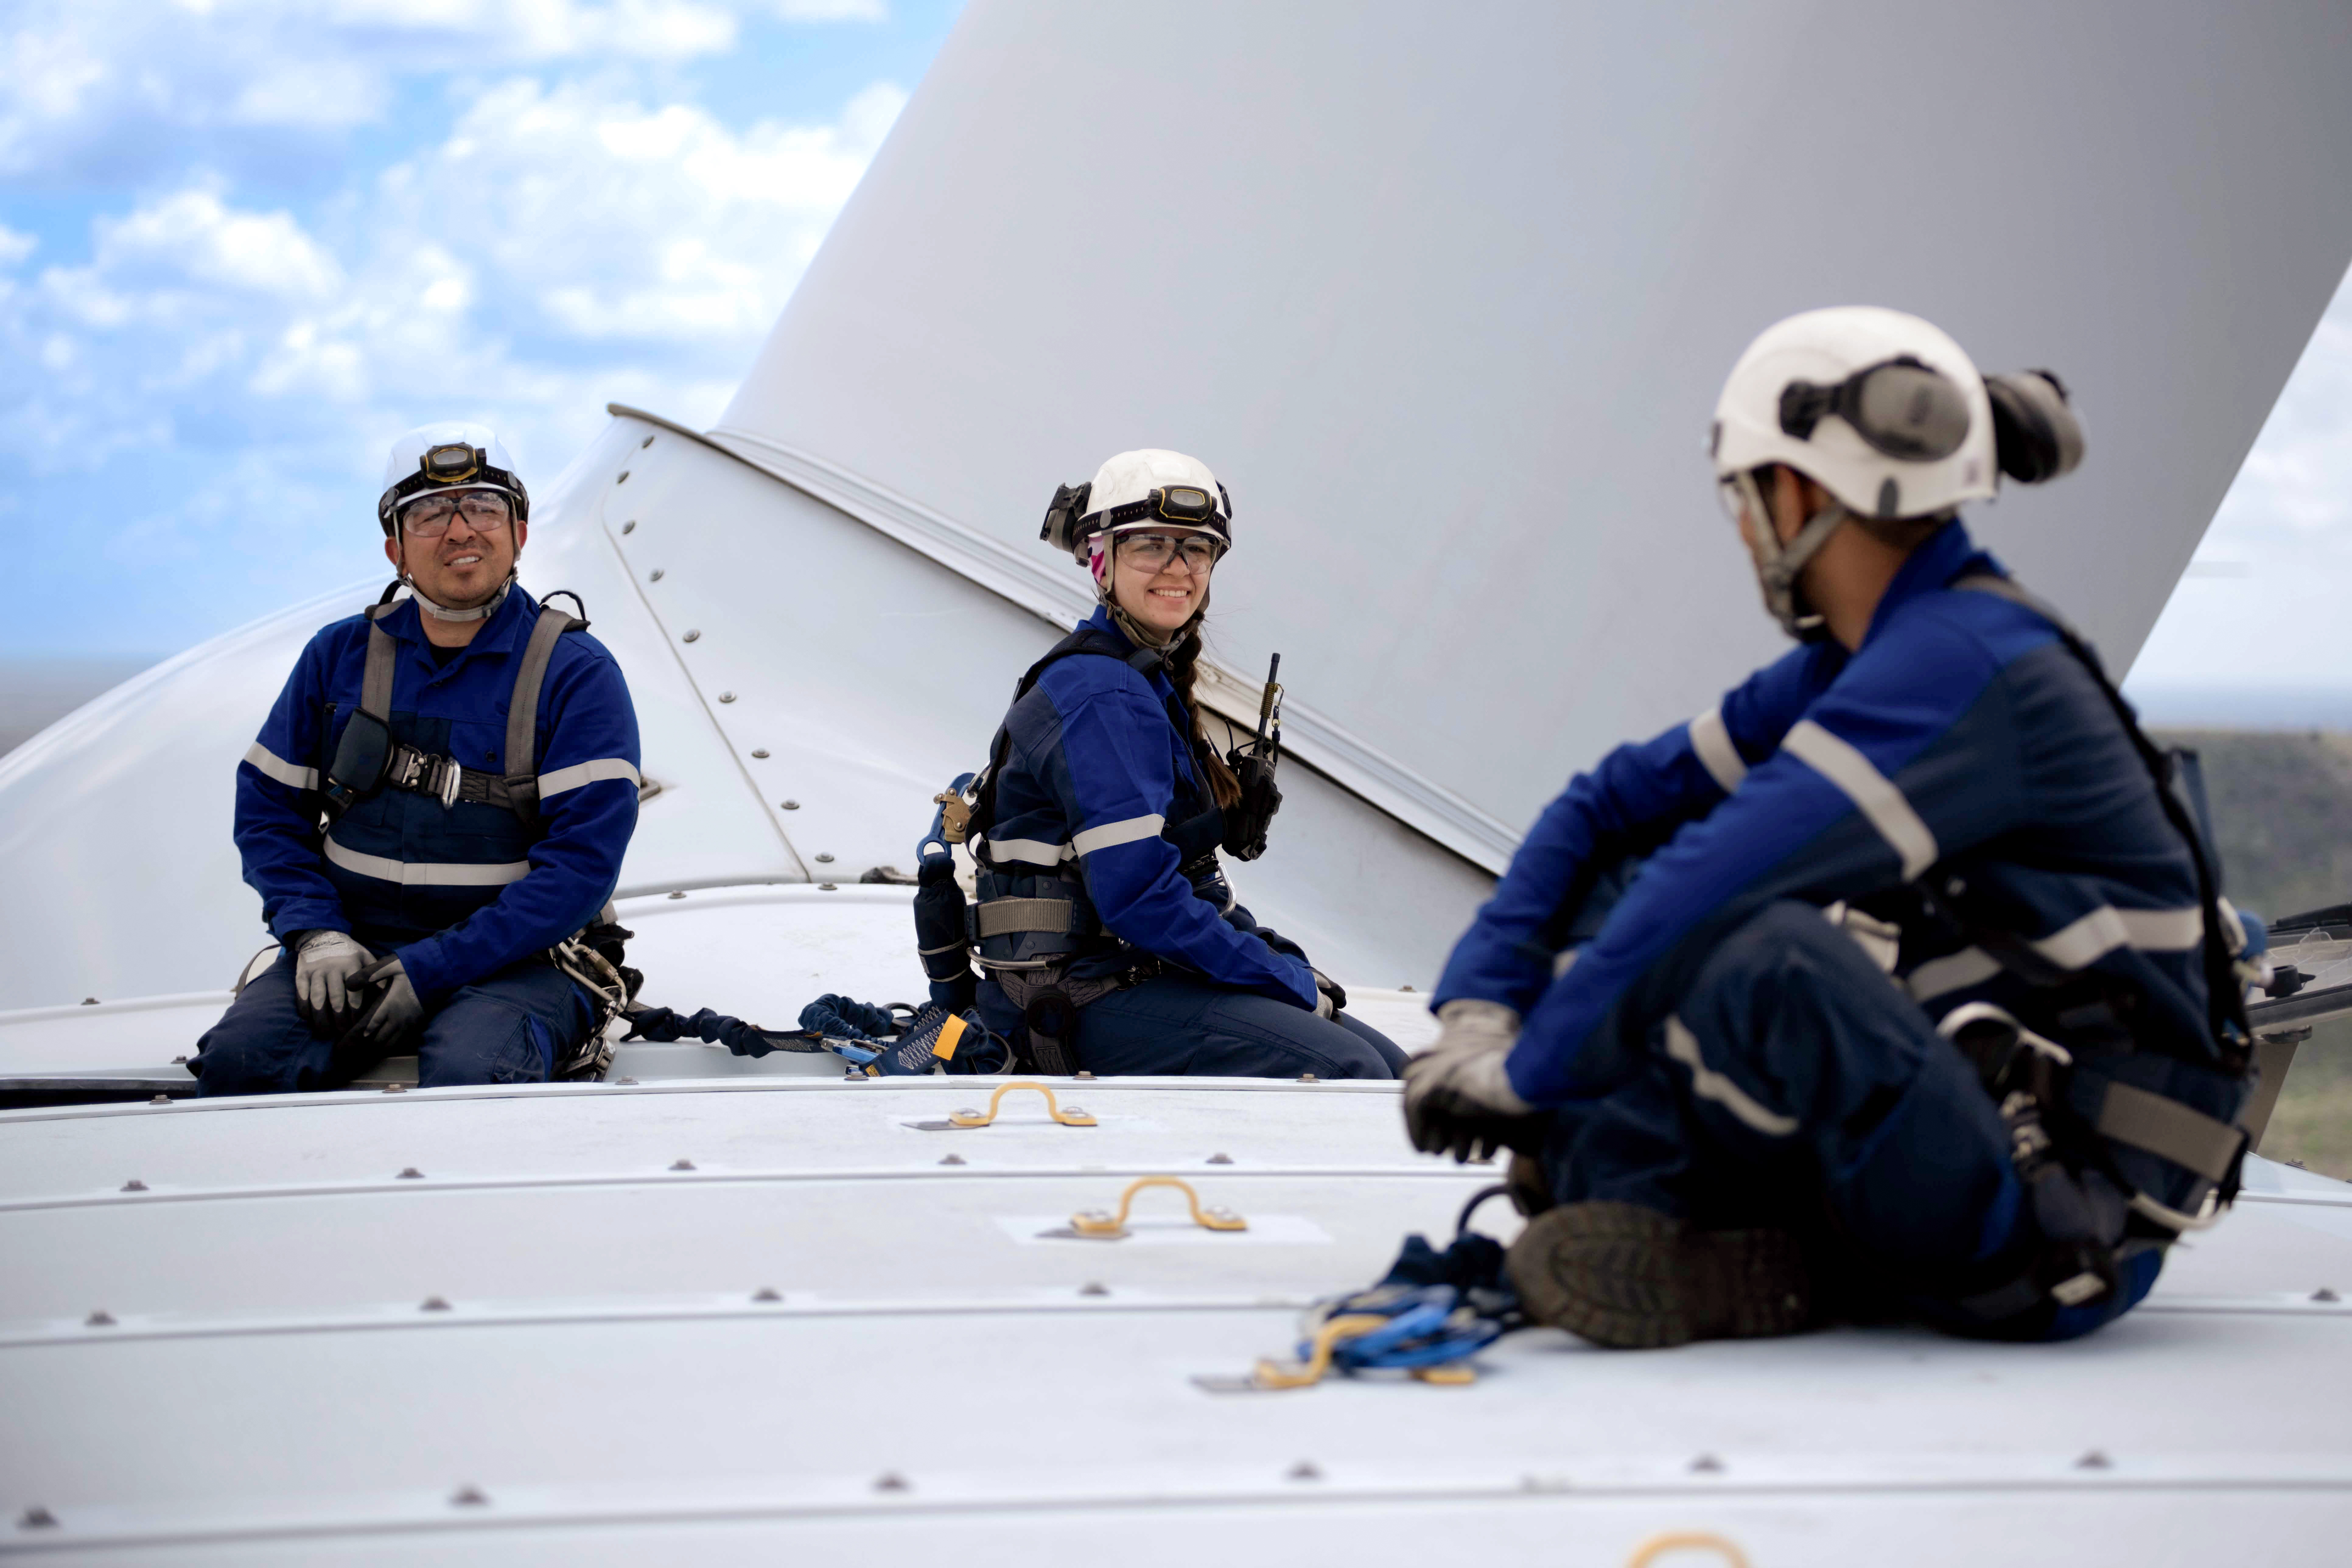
[401, 490, 514, 538]
[1117, 530, 1223, 575]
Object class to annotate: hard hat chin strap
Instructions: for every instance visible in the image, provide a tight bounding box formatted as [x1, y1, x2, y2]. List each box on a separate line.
[405, 573, 515, 624]
[1747, 493, 1849, 641]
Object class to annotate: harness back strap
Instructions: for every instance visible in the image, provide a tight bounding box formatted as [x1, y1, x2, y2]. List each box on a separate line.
[2094, 1080, 2248, 1185]
[1951, 572, 2251, 1064]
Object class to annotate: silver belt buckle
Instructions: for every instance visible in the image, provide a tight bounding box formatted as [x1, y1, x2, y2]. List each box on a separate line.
[437, 758, 462, 810]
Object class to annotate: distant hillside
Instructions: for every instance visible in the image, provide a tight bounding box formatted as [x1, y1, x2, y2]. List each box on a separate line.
[2150, 729, 2352, 920]
[2151, 729, 2352, 1178]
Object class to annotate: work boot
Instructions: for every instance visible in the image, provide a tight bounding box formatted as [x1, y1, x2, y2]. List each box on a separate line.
[1505, 1153, 1555, 1218]
[1505, 1201, 1815, 1349]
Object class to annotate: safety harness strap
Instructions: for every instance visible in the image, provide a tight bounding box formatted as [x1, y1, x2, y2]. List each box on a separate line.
[1953, 572, 2251, 1064]
[2094, 1080, 2248, 1184]
[359, 604, 400, 721]
[969, 628, 1169, 864]
[973, 898, 1082, 938]
[379, 742, 526, 812]
[502, 604, 582, 824]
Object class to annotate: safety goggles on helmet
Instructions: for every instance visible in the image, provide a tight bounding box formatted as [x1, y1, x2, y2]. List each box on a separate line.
[1114, 530, 1223, 574]
[400, 490, 514, 537]
[1041, 478, 1234, 557]
[377, 444, 530, 537]
[1776, 355, 1973, 463]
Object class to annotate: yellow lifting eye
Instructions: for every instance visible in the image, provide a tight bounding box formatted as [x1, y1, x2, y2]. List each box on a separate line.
[1069, 1175, 1247, 1239]
[946, 1080, 1097, 1128]
[1622, 1532, 1752, 1568]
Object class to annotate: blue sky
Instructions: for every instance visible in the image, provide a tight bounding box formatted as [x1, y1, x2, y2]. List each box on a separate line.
[0, 0, 963, 658]
[1, 1, 2348, 719]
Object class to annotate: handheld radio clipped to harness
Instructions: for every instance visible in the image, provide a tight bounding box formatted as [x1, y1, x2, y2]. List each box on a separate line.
[1222, 653, 1284, 861]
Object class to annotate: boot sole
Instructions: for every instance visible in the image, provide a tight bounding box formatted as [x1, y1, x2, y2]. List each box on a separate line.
[1506, 1201, 1814, 1349]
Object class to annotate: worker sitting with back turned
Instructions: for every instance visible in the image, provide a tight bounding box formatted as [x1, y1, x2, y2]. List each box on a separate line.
[192, 423, 642, 1092]
[950, 449, 1405, 1079]
[1405, 308, 2261, 1347]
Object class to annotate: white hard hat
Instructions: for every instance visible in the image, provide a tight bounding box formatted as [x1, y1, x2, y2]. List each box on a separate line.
[1039, 448, 1232, 560]
[377, 422, 529, 536]
[1711, 306, 1995, 521]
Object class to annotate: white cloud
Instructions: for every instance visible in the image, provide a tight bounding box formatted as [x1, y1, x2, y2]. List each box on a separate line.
[0, 225, 34, 265]
[0, 72, 903, 554]
[2129, 262, 2352, 697]
[0, 0, 878, 177]
[774, 0, 888, 18]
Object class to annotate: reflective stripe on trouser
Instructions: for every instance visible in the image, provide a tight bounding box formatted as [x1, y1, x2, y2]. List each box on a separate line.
[1538, 898, 2154, 1340]
[1645, 899, 2018, 1269]
[191, 949, 595, 1094]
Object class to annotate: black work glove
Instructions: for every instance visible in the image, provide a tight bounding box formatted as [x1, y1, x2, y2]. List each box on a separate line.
[1310, 968, 1347, 1014]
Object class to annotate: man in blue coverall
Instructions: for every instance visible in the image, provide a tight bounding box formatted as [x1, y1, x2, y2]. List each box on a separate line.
[192, 422, 641, 1092]
[1404, 308, 2258, 1348]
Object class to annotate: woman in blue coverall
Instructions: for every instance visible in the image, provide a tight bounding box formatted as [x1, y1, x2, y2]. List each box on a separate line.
[964, 449, 1405, 1079]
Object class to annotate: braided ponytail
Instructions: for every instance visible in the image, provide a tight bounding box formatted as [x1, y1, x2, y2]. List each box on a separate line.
[1168, 626, 1241, 810]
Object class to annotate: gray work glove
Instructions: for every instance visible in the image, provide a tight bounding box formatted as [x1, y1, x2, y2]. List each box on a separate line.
[292, 929, 373, 1034]
[1402, 999, 1543, 1162]
[355, 957, 425, 1048]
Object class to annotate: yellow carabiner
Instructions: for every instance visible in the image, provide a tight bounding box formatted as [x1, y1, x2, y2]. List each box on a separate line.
[1070, 1175, 1247, 1238]
[947, 1080, 1097, 1128]
[1624, 1531, 1752, 1568]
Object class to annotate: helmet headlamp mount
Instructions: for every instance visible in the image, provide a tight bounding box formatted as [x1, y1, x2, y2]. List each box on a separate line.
[421, 443, 485, 485]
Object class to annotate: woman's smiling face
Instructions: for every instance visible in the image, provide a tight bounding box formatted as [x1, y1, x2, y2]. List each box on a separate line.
[1109, 528, 1218, 636]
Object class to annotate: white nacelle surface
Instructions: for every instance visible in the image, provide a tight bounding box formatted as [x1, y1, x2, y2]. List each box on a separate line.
[3, 1078, 2349, 1564]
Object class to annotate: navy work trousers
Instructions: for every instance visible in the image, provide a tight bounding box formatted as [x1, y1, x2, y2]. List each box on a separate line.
[1537, 900, 2156, 1341]
[1071, 974, 1408, 1079]
[193, 947, 594, 1095]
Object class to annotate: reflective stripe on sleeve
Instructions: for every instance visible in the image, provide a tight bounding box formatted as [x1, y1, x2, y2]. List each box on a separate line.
[243, 741, 318, 791]
[1909, 905, 2206, 1003]
[981, 836, 1074, 867]
[324, 836, 530, 888]
[1665, 1016, 1798, 1137]
[1782, 719, 1938, 879]
[2031, 903, 2205, 969]
[1072, 813, 1167, 858]
[538, 758, 642, 799]
[1687, 705, 1748, 793]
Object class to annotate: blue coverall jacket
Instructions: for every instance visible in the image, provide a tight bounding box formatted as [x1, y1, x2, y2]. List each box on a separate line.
[234, 586, 641, 1003]
[1433, 522, 2239, 1151]
[976, 607, 1318, 1009]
